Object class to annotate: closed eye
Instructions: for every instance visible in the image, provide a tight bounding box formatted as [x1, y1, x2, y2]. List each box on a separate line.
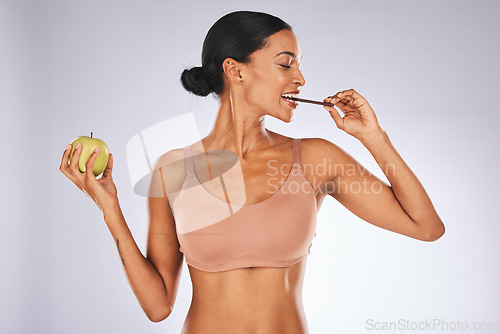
[280, 65, 291, 69]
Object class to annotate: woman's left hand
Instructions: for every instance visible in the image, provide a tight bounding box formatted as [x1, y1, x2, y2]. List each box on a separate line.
[324, 89, 382, 142]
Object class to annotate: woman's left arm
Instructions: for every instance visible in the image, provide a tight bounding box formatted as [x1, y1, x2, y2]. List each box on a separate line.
[322, 89, 445, 241]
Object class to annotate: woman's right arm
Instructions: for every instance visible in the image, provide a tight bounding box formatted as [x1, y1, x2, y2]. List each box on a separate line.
[59, 143, 183, 322]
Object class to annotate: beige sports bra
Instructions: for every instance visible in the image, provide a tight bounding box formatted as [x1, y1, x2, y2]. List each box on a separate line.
[172, 138, 317, 272]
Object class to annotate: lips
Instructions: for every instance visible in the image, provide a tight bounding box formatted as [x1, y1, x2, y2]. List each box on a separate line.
[281, 96, 298, 108]
[281, 91, 299, 107]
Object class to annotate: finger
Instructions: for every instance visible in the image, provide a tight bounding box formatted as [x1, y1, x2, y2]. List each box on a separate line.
[335, 94, 359, 111]
[85, 147, 101, 180]
[71, 143, 89, 187]
[323, 96, 343, 110]
[324, 105, 344, 130]
[340, 89, 362, 99]
[60, 144, 72, 169]
[339, 90, 369, 109]
[331, 98, 348, 110]
[69, 142, 83, 172]
[60, 144, 84, 188]
[60, 144, 75, 178]
[102, 153, 113, 178]
[323, 91, 343, 103]
[336, 93, 354, 104]
[324, 91, 354, 109]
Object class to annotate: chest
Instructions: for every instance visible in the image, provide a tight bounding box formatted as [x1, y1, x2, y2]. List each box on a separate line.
[191, 151, 296, 206]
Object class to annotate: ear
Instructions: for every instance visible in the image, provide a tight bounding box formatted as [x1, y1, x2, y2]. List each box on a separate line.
[222, 58, 244, 84]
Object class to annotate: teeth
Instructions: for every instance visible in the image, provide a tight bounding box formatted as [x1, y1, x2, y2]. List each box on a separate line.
[281, 93, 298, 106]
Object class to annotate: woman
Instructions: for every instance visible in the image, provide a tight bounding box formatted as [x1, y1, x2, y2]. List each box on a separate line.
[60, 11, 444, 334]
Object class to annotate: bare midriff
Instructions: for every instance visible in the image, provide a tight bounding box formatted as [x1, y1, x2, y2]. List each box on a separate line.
[180, 257, 309, 334]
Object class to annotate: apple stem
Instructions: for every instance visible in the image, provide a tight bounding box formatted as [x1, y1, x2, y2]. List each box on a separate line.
[91, 132, 93, 138]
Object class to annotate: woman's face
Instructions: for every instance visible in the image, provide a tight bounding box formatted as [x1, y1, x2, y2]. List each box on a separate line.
[236, 29, 306, 122]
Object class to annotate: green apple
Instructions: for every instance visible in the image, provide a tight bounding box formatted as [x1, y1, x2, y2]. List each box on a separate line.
[69, 133, 109, 176]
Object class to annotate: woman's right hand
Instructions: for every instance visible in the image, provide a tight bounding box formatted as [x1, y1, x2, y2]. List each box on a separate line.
[60, 143, 119, 212]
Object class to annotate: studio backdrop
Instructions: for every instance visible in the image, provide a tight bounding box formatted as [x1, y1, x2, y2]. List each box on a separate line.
[1, 0, 499, 333]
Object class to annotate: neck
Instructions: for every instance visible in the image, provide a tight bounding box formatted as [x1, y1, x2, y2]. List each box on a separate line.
[204, 90, 272, 159]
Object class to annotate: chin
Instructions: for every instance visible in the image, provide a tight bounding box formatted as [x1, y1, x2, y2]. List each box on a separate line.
[273, 110, 295, 123]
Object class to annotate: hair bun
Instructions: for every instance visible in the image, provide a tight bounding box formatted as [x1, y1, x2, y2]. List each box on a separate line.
[181, 65, 216, 97]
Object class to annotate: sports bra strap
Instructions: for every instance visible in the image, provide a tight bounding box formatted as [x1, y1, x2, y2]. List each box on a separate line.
[182, 145, 194, 176]
[293, 138, 302, 166]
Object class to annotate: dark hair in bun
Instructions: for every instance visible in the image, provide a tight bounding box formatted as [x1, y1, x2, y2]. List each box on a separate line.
[181, 11, 292, 97]
[181, 63, 219, 97]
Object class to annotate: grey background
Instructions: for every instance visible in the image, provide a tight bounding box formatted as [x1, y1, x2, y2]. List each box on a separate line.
[1, 0, 499, 333]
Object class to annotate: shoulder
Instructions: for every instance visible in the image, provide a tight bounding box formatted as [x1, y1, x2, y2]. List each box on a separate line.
[152, 147, 185, 171]
[301, 137, 352, 162]
[149, 148, 189, 199]
[299, 137, 357, 187]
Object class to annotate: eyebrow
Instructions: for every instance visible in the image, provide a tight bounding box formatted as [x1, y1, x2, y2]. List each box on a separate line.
[274, 51, 302, 60]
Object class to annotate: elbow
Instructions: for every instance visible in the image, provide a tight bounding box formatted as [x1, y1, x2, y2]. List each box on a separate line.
[421, 221, 445, 242]
[146, 305, 172, 323]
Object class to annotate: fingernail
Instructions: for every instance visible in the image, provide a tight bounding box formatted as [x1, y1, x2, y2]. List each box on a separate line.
[76, 142, 81, 149]
[66, 144, 71, 151]
[94, 147, 100, 153]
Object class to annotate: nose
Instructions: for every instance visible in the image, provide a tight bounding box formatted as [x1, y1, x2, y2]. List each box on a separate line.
[294, 68, 306, 87]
